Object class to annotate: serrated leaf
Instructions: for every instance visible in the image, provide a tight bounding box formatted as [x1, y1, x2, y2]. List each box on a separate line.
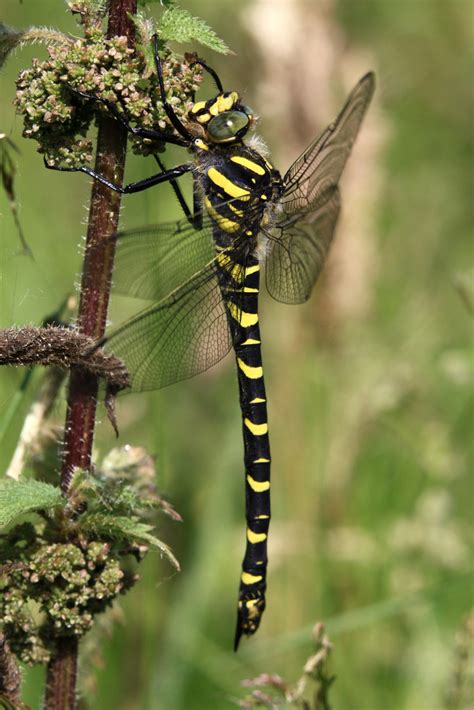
[81, 512, 180, 570]
[0, 479, 64, 530]
[158, 7, 230, 54]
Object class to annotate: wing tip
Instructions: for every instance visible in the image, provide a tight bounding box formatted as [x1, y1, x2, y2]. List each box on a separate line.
[358, 71, 376, 97]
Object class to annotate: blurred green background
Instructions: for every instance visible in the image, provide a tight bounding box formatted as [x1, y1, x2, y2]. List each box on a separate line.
[0, 1, 472, 708]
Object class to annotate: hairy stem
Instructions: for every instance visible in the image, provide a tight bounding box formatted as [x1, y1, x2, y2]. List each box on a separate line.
[60, 0, 137, 496]
[0, 633, 21, 706]
[46, 1, 138, 708]
[44, 637, 78, 710]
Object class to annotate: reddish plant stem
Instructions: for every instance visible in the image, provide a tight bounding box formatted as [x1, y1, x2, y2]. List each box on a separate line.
[0, 633, 21, 706]
[60, 0, 137, 496]
[44, 637, 78, 710]
[46, 2, 138, 709]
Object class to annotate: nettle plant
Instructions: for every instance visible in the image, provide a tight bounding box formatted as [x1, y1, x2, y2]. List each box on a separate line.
[0, 1, 228, 706]
[0, 451, 180, 666]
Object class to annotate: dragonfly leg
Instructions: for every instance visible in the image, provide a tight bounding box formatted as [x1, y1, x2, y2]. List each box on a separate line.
[153, 35, 194, 142]
[154, 155, 202, 229]
[44, 158, 193, 195]
[188, 57, 224, 93]
[68, 86, 187, 148]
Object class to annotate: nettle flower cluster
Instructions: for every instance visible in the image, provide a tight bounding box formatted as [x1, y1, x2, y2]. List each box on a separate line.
[0, 447, 180, 666]
[1, 528, 131, 665]
[15, 28, 202, 168]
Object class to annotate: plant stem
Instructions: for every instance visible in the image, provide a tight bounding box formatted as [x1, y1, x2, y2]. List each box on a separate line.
[0, 633, 21, 706]
[60, 0, 137, 495]
[44, 637, 78, 710]
[46, 2, 138, 708]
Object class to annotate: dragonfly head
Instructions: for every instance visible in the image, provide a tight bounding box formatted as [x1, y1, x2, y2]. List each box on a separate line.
[188, 92, 254, 144]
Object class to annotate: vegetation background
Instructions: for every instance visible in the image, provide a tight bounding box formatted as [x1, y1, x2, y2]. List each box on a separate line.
[0, 0, 472, 708]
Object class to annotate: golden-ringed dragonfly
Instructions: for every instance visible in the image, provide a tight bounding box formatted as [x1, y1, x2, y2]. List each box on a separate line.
[46, 37, 375, 650]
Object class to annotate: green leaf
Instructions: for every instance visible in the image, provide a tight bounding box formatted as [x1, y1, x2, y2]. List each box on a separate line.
[80, 512, 180, 570]
[0, 479, 64, 530]
[158, 6, 230, 54]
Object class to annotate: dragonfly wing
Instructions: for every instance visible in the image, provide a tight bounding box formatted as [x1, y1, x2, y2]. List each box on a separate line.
[282, 72, 375, 214]
[104, 253, 247, 392]
[265, 189, 340, 304]
[111, 200, 265, 302]
[265, 72, 374, 304]
[111, 216, 216, 302]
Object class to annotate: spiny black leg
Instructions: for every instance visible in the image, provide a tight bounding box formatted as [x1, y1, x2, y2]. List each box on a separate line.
[44, 158, 192, 195]
[152, 35, 193, 142]
[154, 155, 202, 229]
[189, 58, 224, 93]
[69, 87, 187, 148]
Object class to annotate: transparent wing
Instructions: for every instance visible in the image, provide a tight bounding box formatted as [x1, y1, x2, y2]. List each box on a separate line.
[112, 219, 215, 302]
[265, 72, 375, 304]
[282, 72, 375, 214]
[112, 201, 264, 302]
[104, 250, 246, 392]
[265, 189, 340, 304]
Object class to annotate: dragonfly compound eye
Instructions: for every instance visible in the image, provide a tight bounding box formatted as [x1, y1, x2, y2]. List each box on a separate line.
[207, 111, 250, 143]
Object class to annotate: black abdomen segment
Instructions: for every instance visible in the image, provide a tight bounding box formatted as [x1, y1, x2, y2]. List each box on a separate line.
[222, 255, 271, 650]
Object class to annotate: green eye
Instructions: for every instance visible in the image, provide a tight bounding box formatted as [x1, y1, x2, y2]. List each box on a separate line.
[207, 111, 249, 143]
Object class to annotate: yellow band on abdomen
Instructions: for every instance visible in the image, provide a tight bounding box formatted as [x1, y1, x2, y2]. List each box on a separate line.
[227, 302, 258, 327]
[247, 529, 267, 543]
[237, 358, 263, 379]
[241, 572, 263, 585]
[244, 418, 268, 436]
[247, 474, 270, 492]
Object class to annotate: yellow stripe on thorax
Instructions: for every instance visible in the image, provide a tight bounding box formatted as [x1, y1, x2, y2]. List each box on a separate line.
[207, 168, 250, 200]
[204, 196, 240, 234]
[241, 338, 260, 345]
[231, 156, 266, 175]
[227, 202, 244, 218]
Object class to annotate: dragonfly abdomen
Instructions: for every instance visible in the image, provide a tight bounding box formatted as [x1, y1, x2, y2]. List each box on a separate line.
[221, 254, 272, 650]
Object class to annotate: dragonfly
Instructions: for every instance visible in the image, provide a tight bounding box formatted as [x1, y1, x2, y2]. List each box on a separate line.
[46, 36, 375, 649]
